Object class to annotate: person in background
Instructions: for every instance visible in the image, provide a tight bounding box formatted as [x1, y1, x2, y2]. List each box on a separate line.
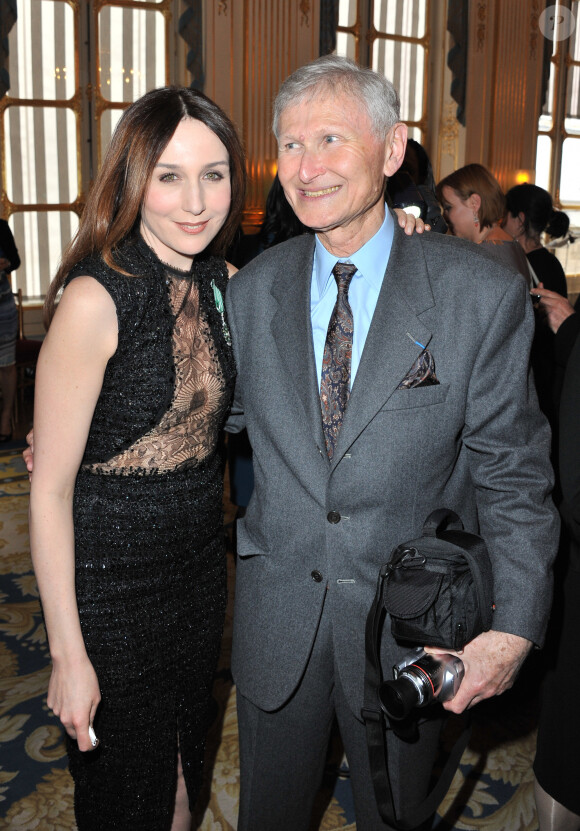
[387, 138, 448, 234]
[27, 85, 246, 830]
[504, 185, 572, 429]
[229, 173, 309, 269]
[436, 163, 530, 282]
[530, 285, 580, 831]
[0, 219, 21, 441]
[504, 183, 570, 296]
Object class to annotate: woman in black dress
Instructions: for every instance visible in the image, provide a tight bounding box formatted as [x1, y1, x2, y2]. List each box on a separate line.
[28, 87, 246, 830]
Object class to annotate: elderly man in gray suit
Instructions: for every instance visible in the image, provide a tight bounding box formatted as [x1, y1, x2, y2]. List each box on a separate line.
[225, 56, 559, 830]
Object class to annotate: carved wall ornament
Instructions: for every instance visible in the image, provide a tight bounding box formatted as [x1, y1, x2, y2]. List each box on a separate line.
[218, 1, 229, 15]
[476, 1, 487, 52]
[440, 101, 460, 158]
[300, 1, 311, 26]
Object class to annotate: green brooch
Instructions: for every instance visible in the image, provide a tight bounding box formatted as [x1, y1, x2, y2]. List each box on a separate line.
[211, 280, 232, 346]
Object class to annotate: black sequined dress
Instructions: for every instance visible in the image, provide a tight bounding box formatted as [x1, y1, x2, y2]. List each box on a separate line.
[64, 236, 235, 830]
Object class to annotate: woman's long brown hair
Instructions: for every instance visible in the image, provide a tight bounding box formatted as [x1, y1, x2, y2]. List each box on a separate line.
[44, 86, 246, 327]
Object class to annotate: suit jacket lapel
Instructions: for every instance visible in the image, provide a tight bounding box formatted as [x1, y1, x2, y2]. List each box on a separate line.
[270, 236, 327, 449]
[333, 227, 435, 465]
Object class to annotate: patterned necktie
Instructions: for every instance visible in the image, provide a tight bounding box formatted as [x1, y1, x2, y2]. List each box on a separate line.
[320, 262, 356, 459]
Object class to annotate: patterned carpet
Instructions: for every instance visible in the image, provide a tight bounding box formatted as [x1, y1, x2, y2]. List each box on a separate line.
[0, 447, 541, 830]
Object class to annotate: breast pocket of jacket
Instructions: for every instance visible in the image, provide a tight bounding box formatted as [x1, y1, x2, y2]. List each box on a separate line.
[380, 382, 450, 412]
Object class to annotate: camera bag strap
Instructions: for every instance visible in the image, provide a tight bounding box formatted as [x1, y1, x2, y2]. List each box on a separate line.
[361, 514, 477, 829]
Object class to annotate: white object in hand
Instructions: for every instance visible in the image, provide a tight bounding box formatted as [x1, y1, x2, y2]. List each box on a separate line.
[88, 725, 98, 747]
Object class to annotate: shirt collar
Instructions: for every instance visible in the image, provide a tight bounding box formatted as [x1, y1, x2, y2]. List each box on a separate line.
[313, 209, 394, 298]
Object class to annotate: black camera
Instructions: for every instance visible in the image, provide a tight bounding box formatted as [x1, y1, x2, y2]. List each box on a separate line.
[378, 647, 464, 721]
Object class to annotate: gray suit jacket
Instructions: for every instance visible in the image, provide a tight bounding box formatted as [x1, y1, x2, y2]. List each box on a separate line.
[225, 221, 559, 717]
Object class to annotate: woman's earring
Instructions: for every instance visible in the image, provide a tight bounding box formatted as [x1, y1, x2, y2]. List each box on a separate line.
[473, 212, 479, 225]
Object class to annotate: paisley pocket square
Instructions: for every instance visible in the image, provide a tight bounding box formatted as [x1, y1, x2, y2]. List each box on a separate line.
[398, 349, 439, 389]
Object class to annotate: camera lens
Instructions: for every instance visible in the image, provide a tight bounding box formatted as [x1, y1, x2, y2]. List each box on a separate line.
[378, 676, 422, 720]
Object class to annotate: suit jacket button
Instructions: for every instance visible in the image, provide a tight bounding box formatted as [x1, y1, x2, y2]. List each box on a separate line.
[311, 570, 323, 582]
[327, 511, 341, 524]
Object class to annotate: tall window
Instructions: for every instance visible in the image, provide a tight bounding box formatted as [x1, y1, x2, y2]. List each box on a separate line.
[1, 0, 171, 298]
[335, 0, 429, 143]
[536, 0, 580, 228]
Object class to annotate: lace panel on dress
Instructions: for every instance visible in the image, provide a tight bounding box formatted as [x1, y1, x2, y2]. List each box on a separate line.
[86, 267, 229, 474]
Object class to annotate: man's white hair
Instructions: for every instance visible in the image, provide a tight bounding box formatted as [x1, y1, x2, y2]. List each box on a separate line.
[272, 54, 401, 141]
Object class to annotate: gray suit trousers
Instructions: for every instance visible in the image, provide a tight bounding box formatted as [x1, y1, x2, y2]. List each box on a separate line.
[236, 603, 441, 831]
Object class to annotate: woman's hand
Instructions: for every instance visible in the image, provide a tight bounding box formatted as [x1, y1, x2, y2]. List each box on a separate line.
[533, 283, 575, 334]
[48, 655, 101, 751]
[0, 257, 11, 271]
[394, 207, 430, 235]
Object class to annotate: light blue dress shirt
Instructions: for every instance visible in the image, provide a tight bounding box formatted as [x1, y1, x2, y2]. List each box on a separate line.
[311, 211, 395, 386]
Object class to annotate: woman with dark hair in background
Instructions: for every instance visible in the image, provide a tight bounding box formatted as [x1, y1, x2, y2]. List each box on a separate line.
[504, 183, 570, 296]
[0, 219, 21, 441]
[505, 185, 573, 427]
[436, 163, 530, 281]
[230, 173, 308, 269]
[28, 86, 246, 830]
[387, 137, 448, 234]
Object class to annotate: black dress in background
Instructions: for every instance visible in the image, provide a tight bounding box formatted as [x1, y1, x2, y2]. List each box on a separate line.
[527, 246, 568, 296]
[63, 236, 235, 829]
[527, 247, 569, 432]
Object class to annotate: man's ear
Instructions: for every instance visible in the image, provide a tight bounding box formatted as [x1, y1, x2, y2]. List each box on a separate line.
[384, 123, 407, 178]
[467, 192, 482, 213]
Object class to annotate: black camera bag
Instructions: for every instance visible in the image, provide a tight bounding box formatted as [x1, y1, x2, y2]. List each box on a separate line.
[361, 508, 494, 829]
[384, 508, 494, 649]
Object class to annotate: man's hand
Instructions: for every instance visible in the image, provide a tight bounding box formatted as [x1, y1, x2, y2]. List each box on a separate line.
[425, 630, 532, 713]
[23, 429, 34, 477]
[533, 283, 575, 334]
